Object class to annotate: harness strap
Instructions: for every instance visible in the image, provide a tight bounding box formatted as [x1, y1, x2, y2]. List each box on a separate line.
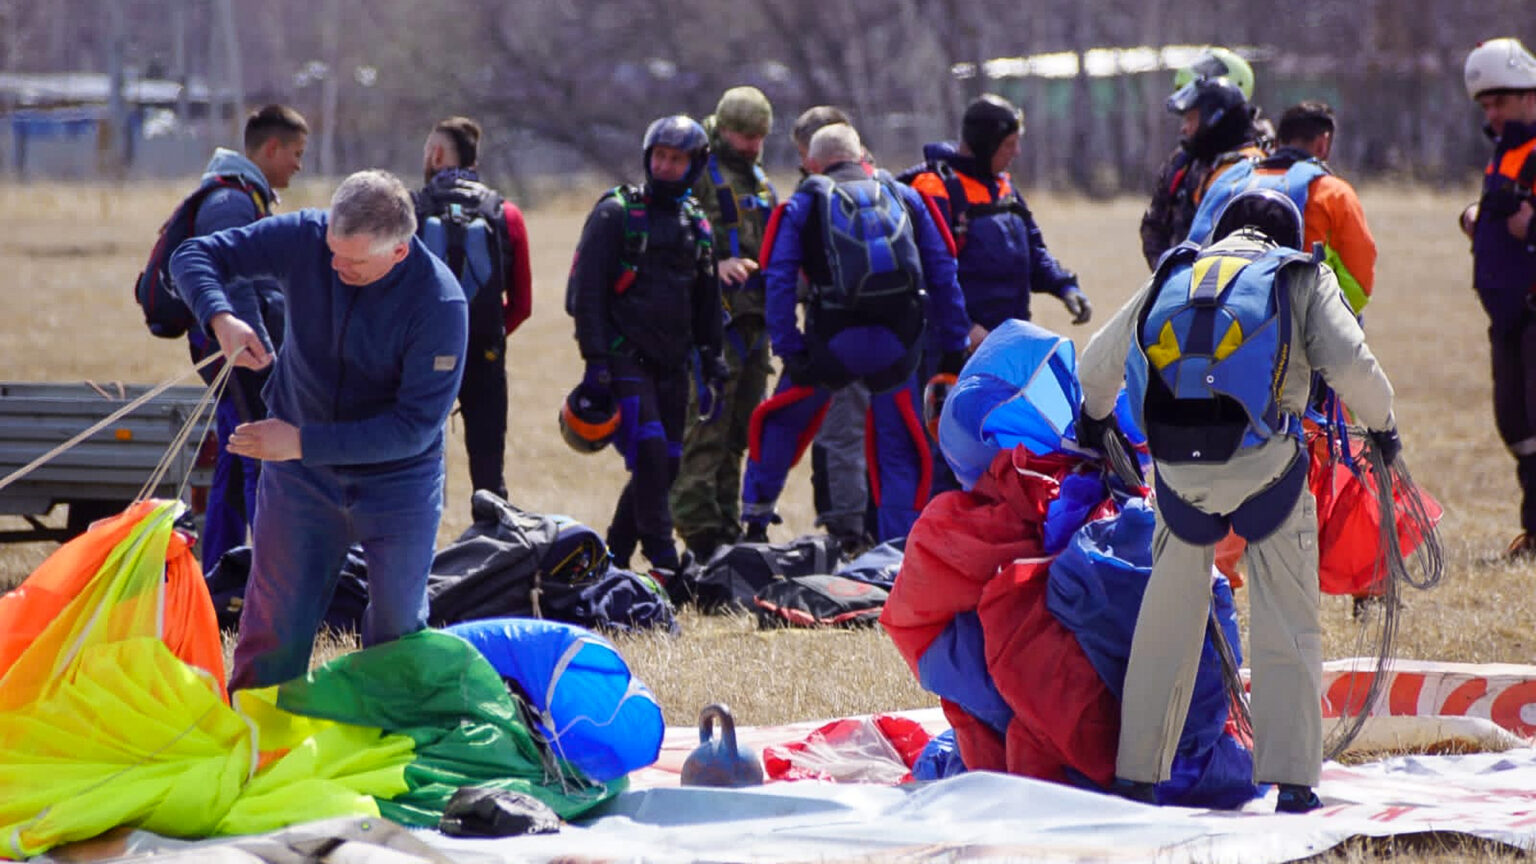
[708, 156, 742, 258]
[612, 185, 649, 295]
[1154, 447, 1307, 545]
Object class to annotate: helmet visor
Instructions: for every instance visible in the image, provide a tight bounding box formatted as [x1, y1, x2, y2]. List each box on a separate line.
[1166, 81, 1201, 114]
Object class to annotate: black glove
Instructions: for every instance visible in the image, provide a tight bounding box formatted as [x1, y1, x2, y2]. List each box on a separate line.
[782, 351, 819, 388]
[1061, 288, 1093, 325]
[696, 351, 731, 425]
[1369, 427, 1402, 467]
[1481, 185, 1529, 222]
[1076, 412, 1107, 449]
[1078, 411, 1142, 485]
[702, 351, 731, 387]
[937, 349, 967, 378]
[578, 362, 613, 410]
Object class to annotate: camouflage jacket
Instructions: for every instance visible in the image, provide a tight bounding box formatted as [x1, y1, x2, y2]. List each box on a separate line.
[695, 116, 777, 322]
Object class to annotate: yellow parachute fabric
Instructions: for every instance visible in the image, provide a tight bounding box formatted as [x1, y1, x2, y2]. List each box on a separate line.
[0, 501, 413, 858]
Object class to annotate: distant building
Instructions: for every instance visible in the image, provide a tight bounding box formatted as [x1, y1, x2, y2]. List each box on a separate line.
[0, 71, 233, 179]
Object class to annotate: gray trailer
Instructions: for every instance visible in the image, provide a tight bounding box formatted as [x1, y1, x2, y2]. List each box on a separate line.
[0, 381, 213, 542]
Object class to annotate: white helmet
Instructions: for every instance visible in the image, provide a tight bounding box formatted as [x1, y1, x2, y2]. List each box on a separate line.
[1465, 37, 1536, 100]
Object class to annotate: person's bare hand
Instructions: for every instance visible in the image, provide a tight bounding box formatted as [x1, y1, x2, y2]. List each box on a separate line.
[718, 257, 760, 286]
[227, 419, 301, 461]
[967, 323, 990, 352]
[210, 312, 272, 370]
[1460, 203, 1479, 239]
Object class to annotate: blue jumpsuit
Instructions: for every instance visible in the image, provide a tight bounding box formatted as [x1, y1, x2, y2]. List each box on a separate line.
[742, 162, 969, 540]
[171, 210, 467, 690]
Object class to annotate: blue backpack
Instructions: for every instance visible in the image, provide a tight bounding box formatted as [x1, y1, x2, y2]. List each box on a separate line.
[417, 179, 509, 345]
[1186, 158, 1327, 248]
[419, 199, 501, 303]
[1126, 242, 1316, 463]
[800, 174, 924, 315]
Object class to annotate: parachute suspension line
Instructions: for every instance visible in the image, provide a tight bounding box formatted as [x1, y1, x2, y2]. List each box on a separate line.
[1369, 445, 1444, 593]
[1322, 429, 1445, 759]
[0, 352, 223, 497]
[1208, 610, 1253, 743]
[134, 350, 240, 505]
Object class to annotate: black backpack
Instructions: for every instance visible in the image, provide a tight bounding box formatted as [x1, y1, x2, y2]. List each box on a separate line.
[425, 491, 675, 632]
[134, 175, 265, 339]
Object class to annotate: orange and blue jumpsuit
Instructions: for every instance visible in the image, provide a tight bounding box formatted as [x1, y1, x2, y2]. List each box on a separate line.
[1474, 119, 1536, 534]
[907, 143, 1080, 331]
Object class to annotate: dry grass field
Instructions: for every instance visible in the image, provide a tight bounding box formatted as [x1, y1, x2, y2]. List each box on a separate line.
[0, 177, 1529, 860]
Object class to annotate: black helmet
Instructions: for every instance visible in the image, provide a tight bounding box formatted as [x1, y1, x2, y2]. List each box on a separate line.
[1167, 76, 1249, 159]
[961, 94, 1023, 171]
[558, 385, 621, 454]
[1211, 187, 1305, 249]
[642, 114, 709, 199]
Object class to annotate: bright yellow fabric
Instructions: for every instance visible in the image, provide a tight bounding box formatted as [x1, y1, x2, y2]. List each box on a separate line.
[1213, 319, 1244, 361]
[0, 502, 414, 857]
[0, 638, 250, 858]
[1147, 320, 1181, 370]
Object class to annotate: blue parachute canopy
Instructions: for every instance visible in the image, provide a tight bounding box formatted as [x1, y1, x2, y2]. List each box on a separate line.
[938, 319, 1083, 489]
[446, 617, 664, 783]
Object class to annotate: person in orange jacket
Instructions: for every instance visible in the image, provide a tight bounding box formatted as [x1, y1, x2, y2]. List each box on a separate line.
[1191, 101, 1376, 316]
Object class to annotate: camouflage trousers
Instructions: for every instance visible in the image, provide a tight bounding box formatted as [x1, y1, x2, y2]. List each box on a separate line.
[669, 317, 772, 548]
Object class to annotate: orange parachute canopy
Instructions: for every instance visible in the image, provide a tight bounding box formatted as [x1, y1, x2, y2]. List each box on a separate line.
[0, 500, 225, 708]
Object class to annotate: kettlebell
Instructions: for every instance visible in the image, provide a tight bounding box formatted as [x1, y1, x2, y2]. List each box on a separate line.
[679, 703, 764, 787]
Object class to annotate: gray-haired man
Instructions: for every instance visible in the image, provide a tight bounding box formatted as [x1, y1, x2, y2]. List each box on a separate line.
[171, 169, 468, 690]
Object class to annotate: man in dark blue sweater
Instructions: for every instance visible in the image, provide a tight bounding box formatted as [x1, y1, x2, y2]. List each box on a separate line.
[171, 170, 468, 691]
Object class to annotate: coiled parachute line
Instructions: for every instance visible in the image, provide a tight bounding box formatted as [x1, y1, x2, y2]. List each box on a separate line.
[1322, 423, 1444, 759]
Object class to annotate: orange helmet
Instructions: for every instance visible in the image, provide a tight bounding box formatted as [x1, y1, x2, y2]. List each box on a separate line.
[923, 373, 958, 441]
[559, 386, 621, 454]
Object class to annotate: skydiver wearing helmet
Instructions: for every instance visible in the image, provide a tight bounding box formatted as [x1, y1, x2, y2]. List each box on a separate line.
[1077, 185, 1399, 813]
[1458, 37, 1536, 558]
[906, 94, 1092, 348]
[1139, 47, 1272, 269]
[565, 114, 725, 587]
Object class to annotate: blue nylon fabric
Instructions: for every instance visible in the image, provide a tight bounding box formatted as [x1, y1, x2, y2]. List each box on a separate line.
[446, 617, 665, 783]
[912, 729, 968, 780]
[937, 319, 1081, 489]
[1045, 499, 1259, 809]
[915, 612, 1013, 735]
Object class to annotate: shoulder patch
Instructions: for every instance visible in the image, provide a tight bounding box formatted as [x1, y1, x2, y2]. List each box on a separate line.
[433, 355, 458, 372]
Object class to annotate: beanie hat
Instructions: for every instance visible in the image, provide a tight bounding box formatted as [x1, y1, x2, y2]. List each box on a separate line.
[715, 86, 773, 137]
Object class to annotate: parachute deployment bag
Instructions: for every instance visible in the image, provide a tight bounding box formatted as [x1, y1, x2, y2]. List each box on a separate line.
[1133, 245, 1308, 463]
[801, 174, 923, 315]
[420, 199, 501, 304]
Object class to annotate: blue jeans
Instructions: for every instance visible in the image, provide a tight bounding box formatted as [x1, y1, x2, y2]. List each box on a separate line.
[228, 452, 444, 691]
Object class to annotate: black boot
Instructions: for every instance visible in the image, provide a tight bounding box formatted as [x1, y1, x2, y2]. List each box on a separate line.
[1276, 784, 1322, 813]
[1109, 777, 1157, 805]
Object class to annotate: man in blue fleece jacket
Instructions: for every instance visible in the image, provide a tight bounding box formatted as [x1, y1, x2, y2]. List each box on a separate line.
[171, 170, 468, 691]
